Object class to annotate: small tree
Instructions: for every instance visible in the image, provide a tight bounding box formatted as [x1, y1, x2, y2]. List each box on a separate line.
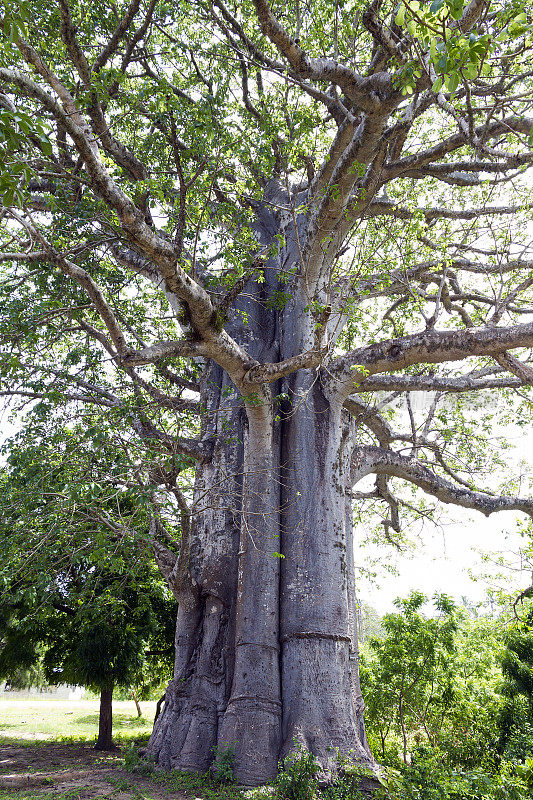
[361, 592, 458, 762]
[0, 567, 176, 749]
[0, 426, 177, 749]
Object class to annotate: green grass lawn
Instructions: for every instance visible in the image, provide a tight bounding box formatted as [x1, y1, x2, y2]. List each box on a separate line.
[0, 699, 156, 743]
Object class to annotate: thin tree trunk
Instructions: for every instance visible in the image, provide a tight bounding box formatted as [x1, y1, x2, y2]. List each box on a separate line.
[399, 694, 408, 764]
[154, 694, 165, 725]
[130, 688, 142, 718]
[95, 684, 114, 751]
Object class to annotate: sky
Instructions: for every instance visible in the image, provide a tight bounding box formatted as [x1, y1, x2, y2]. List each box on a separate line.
[357, 405, 533, 615]
[358, 510, 528, 615]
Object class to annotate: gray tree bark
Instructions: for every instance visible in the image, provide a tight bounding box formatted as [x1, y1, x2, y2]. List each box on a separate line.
[146, 199, 379, 788]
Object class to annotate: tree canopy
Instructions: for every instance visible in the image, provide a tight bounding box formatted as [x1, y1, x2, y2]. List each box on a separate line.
[1, 0, 533, 786]
[0, 423, 177, 748]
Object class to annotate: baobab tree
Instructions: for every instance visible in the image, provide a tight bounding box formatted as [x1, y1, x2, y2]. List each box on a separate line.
[1, 0, 533, 789]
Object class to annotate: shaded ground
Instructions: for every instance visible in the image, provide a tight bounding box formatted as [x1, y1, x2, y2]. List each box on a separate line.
[0, 741, 190, 800]
[0, 701, 156, 742]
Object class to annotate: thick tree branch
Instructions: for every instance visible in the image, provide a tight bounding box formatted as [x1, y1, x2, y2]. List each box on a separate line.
[355, 446, 533, 519]
[0, 68, 258, 387]
[351, 372, 527, 393]
[330, 320, 533, 398]
[120, 339, 204, 366]
[365, 200, 533, 222]
[251, 0, 396, 113]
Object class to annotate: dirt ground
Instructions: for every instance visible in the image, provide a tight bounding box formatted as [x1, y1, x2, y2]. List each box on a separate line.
[0, 741, 191, 800]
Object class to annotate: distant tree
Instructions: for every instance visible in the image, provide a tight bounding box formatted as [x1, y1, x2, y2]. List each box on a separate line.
[0, 565, 176, 749]
[0, 425, 177, 750]
[361, 593, 505, 767]
[361, 592, 458, 762]
[498, 602, 533, 758]
[358, 603, 384, 643]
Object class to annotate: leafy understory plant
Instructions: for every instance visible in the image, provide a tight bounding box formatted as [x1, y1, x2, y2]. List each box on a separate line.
[274, 745, 321, 800]
[211, 743, 236, 785]
[123, 744, 154, 777]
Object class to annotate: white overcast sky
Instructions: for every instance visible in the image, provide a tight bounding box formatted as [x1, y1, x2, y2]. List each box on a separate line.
[357, 416, 533, 615]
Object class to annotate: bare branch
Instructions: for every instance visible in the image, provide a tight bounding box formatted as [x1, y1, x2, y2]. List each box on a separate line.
[330, 319, 533, 398]
[355, 446, 533, 518]
[92, 0, 142, 73]
[251, 0, 397, 113]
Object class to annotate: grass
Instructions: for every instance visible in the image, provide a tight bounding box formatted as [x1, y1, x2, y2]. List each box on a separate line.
[153, 768, 274, 799]
[0, 700, 156, 744]
[0, 700, 273, 799]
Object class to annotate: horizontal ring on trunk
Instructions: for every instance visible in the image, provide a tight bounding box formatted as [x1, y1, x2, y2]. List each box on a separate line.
[280, 632, 352, 643]
[236, 640, 281, 652]
[229, 694, 282, 709]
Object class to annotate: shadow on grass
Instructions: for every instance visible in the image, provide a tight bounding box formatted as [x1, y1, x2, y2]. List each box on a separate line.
[0, 732, 151, 750]
[73, 714, 151, 729]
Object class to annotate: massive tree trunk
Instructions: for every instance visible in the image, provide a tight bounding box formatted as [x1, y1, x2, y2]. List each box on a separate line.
[4, 0, 533, 792]
[147, 195, 379, 788]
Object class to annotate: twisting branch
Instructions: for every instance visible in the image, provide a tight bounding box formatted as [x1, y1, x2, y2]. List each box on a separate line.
[354, 446, 533, 519]
[120, 339, 204, 366]
[251, 0, 397, 113]
[92, 0, 142, 73]
[330, 319, 533, 399]
[365, 200, 533, 222]
[0, 65, 259, 386]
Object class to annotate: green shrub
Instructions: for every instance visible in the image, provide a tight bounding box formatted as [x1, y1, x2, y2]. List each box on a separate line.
[123, 744, 154, 776]
[275, 745, 321, 800]
[211, 743, 236, 785]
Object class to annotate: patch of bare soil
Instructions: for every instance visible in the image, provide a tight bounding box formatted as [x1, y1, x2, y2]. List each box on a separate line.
[0, 741, 190, 799]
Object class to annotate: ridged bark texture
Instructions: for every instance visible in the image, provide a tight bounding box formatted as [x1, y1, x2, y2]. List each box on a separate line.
[146, 192, 379, 787]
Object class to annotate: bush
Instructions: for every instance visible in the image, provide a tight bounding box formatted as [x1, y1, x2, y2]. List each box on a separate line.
[275, 745, 321, 800]
[211, 743, 236, 785]
[379, 746, 533, 800]
[123, 744, 154, 776]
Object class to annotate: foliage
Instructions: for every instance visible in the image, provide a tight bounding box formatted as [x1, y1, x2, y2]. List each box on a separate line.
[379, 747, 533, 800]
[210, 744, 236, 785]
[123, 743, 155, 776]
[274, 745, 321, 800]
[0, 424, 176, 745]
[498, 602, 533, 758]
[357, 594, 533, 800]
[0, 647, 47, 690]
[360, 592, 460, 761]
[361, 594, 507, 767]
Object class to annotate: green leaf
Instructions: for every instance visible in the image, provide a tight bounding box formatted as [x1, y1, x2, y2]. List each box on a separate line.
[445, 71, 460, 93]
[395, 4, 406, 26]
